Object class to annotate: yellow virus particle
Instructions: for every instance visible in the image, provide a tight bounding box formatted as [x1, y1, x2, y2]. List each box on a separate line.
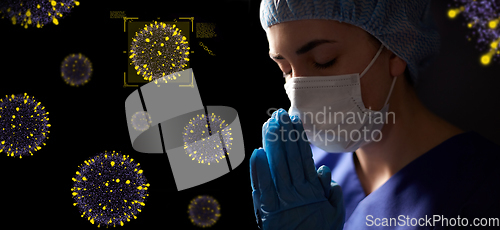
[448, 1, 500, 65]
[188, 195, 221, 228]
[0, 0, 80, 29]
[71, 150, 150, 227]
[60, 53, 93, 87]
[0, 93, 50, 158]
[182, 113, 233, 165]
[129, 21, 190, 82]
[130, 111, 152, 132]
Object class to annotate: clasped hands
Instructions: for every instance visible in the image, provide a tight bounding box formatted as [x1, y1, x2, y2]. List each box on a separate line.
[250, 109, 345, 230]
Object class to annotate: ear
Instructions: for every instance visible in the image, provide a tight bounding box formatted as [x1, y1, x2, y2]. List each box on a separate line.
[388, 50, 407, 77]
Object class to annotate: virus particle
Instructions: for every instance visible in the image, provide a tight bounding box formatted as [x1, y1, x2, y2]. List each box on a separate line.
[61, 53, 93, 87]
[131, 111, 152, 132]
[0, 93, 50, 158]
[0, 0, 80, 29]
[182, 113, 233, 165]
[188, 195, 221, 228]
[205, 113, 233, 156]
[129, 21, 190, 82]
[71, 150, 150, 228]
[448, 0, 500, 65]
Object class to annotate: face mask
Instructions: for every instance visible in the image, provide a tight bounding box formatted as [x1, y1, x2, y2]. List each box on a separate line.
[284, 44, 397, 153]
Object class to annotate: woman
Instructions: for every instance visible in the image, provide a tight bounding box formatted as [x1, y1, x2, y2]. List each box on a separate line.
[250, 0, 500, 229]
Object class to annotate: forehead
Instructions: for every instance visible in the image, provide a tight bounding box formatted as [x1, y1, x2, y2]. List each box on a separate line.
[266, 19, 366, 52]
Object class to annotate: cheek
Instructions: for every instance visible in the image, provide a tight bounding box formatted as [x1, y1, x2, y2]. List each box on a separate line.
[359, 80, 378, 110]
[358, 64, 391, 111]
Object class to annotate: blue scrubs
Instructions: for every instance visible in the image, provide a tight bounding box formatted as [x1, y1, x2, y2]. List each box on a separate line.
[312, 131, 500, 229]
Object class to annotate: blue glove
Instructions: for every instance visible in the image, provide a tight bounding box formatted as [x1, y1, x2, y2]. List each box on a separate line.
[250, 109, 345, 230]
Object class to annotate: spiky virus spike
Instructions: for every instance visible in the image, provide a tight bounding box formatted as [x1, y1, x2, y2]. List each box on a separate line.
[188, 195, 221, 228]
[448, 0, 500, 65]
[71, 151, 150, 227]
[61, 53, 93, 87]
[0, 0, 79, 29]
[182, 113, 232, 165]
[129, 21, 190, 83]
[0, 93, 50, 158]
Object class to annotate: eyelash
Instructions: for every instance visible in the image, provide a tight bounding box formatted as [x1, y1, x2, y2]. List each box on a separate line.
[283, 59, 336, 78]
[314, 59, 336, 69]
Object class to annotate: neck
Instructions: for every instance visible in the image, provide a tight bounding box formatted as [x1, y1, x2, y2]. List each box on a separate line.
[354, 78, 464, 195]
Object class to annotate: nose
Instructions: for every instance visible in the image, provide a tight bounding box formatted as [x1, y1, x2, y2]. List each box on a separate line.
[287, 64, 309, 78]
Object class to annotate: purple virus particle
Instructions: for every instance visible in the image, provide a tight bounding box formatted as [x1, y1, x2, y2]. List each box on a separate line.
[131, 111, 152, 132]
[129, 21, 190, 82]
[0, 0, 80, 29]
[61, 53, 93, 87]
[71, 150, 150, 227]
[182, 113, 233, 165]
[188, 195, 221, 228]
[0, 93, 50, 158]
[448, 0, 500, 65]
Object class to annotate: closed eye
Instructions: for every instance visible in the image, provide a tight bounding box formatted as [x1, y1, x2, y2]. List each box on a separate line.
[314, 59, 336, 70]
[282, 59, 336, 78]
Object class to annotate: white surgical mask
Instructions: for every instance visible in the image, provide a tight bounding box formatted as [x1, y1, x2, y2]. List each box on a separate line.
[284, 44, 397, 153]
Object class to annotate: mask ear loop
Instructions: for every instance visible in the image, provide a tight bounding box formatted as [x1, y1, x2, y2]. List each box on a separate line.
[383, 76, 398, 106]
[358, 43, 397, 106]
[360, 43, 385, 78]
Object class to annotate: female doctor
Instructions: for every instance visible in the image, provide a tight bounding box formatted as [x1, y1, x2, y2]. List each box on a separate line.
[250, 0, 500, 229]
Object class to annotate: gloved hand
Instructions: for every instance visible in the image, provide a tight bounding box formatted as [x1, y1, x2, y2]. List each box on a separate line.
[250, 109, 345, 230]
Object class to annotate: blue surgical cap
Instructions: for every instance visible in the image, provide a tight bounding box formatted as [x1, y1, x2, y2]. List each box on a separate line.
[260, 0, 441, 84]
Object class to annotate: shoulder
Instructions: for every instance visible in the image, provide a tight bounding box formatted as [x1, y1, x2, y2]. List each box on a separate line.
[457, 171, 500, 224]
[459, 131, 500, 171]
[463, 131, 500, 153]
[451, 132, 500, 217]
[438, 131, 500, 166]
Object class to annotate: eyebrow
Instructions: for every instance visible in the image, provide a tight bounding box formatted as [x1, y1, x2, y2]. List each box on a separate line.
[269, 39, 337, 59]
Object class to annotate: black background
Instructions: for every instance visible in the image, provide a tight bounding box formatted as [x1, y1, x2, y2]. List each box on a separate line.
[0, 0, 499, 229]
